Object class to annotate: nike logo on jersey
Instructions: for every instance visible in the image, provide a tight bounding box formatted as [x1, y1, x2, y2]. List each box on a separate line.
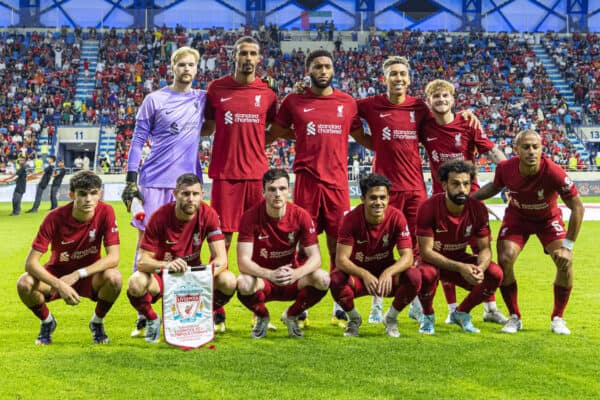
[379, 113, 391, 118]
[258, 234, 269, 240]
[426, 137, 437, 141]
[61, 240, 75, 245]
[303, 108, 315, 112]
[220, 97, 232, 102]
[356, 240, 368, 244]
[165, 240, 177, 245]
[165, 109, 175, 115]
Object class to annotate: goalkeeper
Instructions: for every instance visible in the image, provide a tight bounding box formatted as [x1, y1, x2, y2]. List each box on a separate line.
[122, 46, 207, 337]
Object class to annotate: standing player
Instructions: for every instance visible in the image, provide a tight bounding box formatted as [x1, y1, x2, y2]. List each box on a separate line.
[421, 79, 507, 324]
[270, 49, 369, 327]
[416, 160, 503, 335]
[472, 130, 584, 335]
[26, 155, 56, 213]
[331, 174, 418, 337]
[50, 159, 66, 210]
[201, 36, 277, 329]
[122, 46, 207, 336]
[126, 173, 234, 343]
[236, 169, 329, 338]
[16, 171, 121, 344]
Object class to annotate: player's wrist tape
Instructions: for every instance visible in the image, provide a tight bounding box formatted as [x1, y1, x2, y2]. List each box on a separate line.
[77, 268, 88, 278]
[562, 239, 574, 251]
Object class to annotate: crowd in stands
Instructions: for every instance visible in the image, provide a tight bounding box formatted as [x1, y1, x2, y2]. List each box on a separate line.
[1, 26, 597, 176]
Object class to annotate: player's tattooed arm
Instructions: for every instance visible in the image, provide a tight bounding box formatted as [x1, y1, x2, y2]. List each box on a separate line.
[471, 181, 502, 201]
[208, 239, 228, 276]
[200, 119, 216, 136]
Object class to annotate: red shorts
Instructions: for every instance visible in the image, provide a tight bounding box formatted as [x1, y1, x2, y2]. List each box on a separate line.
[389, 190, 427, 238]
[46, 275, 97, 302]
[211, 179, 263, 233]
[499, 212, 566, 248]
[294, 172, 350, 237]
[260, 279, 299, 302]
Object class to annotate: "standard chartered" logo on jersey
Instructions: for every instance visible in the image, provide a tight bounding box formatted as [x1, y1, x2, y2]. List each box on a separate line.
[306, 121, 342, 135]
[224, 111, 233, 125]
[306, 121, 316, 135]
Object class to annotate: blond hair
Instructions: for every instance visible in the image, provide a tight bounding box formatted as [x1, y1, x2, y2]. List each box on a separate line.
[382, 56, 410, 77]
[425, 79, 455, 97]
[171, 46, 200, 66]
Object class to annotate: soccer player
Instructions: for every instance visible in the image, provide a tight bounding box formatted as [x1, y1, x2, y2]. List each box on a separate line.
[421, 79, 507, 324]
[16, 171, 121, 344]
[122, 46, 207, 336]
[201, 36, 277, 329]
[416, 160, 503, 335]
[26, 155, 56, 213]
[236, 169, 329, 338]
[472, 130, 584, 335]
[331, 173, 418, 337]
[270, 49, 369, 327]
[126, 173, 234, 343]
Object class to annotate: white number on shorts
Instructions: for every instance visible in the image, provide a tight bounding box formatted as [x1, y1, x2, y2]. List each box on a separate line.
[551, 220, 564, 232]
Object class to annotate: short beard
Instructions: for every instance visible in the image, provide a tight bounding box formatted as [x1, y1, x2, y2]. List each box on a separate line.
[310, 74, 333, 89]
[448, 193, 467, 206]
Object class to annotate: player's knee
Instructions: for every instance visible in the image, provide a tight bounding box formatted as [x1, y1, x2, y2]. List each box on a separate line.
[236, 274, 255, 295]
[127, 272, 148, 296]
[497, 247, 518, 268]
[418, 264, 439, 288]
[102, 268, 123, 289]
[404, 267, 422, 292]
[312, 269, 330, 291]
[217, 271, 237, 294]
[486, 263, 504, 286]
[16, 273, 35, 295]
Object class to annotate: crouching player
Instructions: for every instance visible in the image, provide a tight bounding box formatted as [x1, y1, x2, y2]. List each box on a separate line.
[17, 171, 121, 344]
[331, 173, 418, 337]
[416, 160, 503, 334]
[126, 173, 235, 343]
[237, 169, 329, 338]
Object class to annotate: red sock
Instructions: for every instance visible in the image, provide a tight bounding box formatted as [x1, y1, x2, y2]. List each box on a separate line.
[213, 292, 232, 309]
[95, 299, 115, 318]
[441, 281, 457, 304]
[287, 287, 327, 317]
[28, 303, 49, 320]
[127, 291, 158, 320]
[237, 291, 269, 318]
[552, 284, 572, 319]
[500, 282, 521, 318]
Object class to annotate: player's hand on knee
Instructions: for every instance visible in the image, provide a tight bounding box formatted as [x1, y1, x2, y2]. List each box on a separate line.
[121, 182, 143, 212]
[377, 271, 393, 297]
[362, 272, 379, 295]
[461, 264, 482, 285]
[58, 283, 80, 305]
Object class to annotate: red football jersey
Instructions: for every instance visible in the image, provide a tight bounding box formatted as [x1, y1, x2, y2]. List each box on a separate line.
[416, 193, 490, 259]
[32, 201, 120, 276]
[494, 156, 578, 222]
[205, 75, 277, 180]
[141, 202, 224, 265]
[337, 204, 412, 275]
[237, 201, 318, 270]
[356, 94, 430, 192]
[275, 89, 361, 189]
[421, 113, 495, 194]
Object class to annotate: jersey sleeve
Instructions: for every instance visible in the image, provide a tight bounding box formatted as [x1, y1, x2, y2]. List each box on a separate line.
[128, 96, 154, 172]
[336, 212, 356, 246]
[31, 213, 55, 253]
[349, 98, 362, 131]
[416, 200, 435, 237]
[473, 126, 495, 154]
[273, 94, 294, 128]
[393, 210, 413, 250]
[299, 209, 318, 248]
[102, 205, 120, 246]
[493, 160, 507, 188]
[204, 206, 225, 242]
[140, 213, 161, 253]
[237, 210, 256, 243]
[550, 164, 579, 201]
[473, 201, 491, 238]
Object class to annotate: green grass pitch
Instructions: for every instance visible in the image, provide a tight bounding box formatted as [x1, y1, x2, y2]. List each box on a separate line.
[1, 200, 599, 400]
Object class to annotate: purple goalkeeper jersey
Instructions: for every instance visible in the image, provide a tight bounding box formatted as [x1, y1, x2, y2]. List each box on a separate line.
[128, 86, 206, 188]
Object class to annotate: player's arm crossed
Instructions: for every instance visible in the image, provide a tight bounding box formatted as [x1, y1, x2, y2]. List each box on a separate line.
[552, 195, 584, 270]
[137, 249, 187, 273]
[335, 243, 379, 296]
[418, 235, 483, 285]
[207, 238, 228, 276]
